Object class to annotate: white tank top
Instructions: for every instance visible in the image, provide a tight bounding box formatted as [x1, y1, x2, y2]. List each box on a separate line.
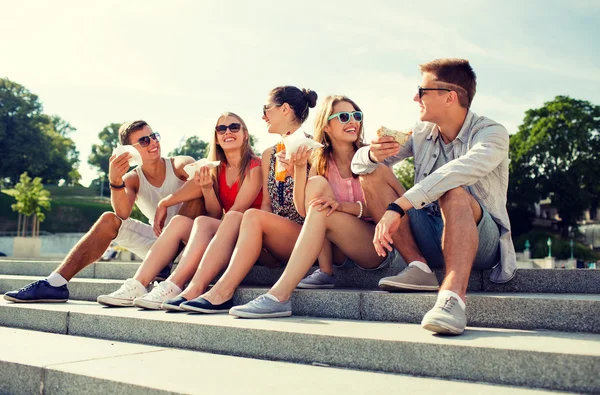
[134, 158, 185, 226]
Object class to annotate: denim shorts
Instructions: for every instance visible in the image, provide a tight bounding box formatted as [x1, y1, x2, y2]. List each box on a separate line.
[407, 203, 500, 270]
[338, 245, 402, 271]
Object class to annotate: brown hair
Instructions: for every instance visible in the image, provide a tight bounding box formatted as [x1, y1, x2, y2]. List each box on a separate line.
[269, 86, 318, 124]
[119, 120, 149, 145]
[311, 95, 365, 177]
[207, 112, 258, 198]
[419, 58, 476, 108]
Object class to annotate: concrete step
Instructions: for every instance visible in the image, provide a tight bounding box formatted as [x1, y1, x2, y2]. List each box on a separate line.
[2, 258, 600, 292]
[0, 300, 598, 393]
[1, 275, 599, 333]
[0, 327, 560, 395]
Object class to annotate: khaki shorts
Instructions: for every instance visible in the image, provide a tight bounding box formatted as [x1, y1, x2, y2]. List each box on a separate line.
[113, 217, 157, 259]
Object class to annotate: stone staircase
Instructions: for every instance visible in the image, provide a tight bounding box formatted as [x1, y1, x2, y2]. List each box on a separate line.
[0, 257, 599, 394]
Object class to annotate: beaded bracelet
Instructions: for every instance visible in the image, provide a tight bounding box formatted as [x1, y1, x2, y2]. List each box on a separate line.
[356, 200, 363, 219]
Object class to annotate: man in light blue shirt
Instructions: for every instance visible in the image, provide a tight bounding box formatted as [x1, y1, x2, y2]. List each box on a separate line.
[352, 58, 516, 335]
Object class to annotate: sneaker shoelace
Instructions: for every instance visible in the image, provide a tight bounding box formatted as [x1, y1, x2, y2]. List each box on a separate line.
[436, 297, 457, 313]
[146, 282, 174, 301]
[111, 280, 141, 297]
[20, 281, 42, 292]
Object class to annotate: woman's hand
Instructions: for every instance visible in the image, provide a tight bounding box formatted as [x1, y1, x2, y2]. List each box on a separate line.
[373, 210, 402, 256]
[289, 145, 311, 168]
[276, 150, 294, 178]
[308, 196, 340, 217]
[194, 166, 213, 190]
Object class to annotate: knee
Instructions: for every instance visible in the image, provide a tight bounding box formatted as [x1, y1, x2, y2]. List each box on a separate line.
[242, 208, 264, 227]
[359, 164, 388, 190]
[306, 176, 330, 197]
[97, 212, 121, 230]
[439, 187, 470, 210]
[166, 214, 191, 229]
[193, 215, 212, 228]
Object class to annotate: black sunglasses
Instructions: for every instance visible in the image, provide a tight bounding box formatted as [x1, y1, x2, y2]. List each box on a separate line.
[215, 123, 242, 134]
[132, 132, 161, 147]
[263, 103, 282, 116]
[418, 85, 451, 99]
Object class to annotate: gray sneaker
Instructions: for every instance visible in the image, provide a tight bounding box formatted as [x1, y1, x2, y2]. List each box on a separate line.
[297, 269, 335, 289]
[229, 294, 292, 319]
[421, 296, 467, 335]
[378, 265, 440, 291]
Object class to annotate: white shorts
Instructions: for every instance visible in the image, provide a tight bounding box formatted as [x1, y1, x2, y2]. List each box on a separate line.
[113, 217, 157, 259]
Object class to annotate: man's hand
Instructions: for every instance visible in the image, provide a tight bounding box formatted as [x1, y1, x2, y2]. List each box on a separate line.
[308, 196, 339, 217]
[194, 166, 213, 190]
[153, 201, 168, 237]
[369, 136, 400, 163]
[108, 152, 132, 185]
[373, 210, 402, 256]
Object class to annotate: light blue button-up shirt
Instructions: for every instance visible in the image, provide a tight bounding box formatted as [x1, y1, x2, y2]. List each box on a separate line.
[352, 111, 517, 283]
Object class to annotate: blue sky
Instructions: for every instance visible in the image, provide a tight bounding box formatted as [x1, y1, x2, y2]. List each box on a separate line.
[1, 0, 599, 186]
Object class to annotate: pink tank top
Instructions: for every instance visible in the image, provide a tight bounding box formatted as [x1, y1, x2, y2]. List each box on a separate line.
[327, 156, 371, 222]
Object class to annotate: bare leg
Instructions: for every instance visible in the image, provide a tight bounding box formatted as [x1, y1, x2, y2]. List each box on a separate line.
[269, 177, 384, 302]
[165, 216, 222, 289]
[360, 165, 426, 265]
[438, 187, 482, 299]
[201, 209, 302, 304]
[56, 212, 121, 280]
[177, 197, 206, 219]
[179, 211, 244, 300]
[317, 239, 334, 275]
[133, 215, 195, 286]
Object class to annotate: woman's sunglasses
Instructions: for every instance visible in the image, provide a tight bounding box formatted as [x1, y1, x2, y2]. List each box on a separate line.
[327, 111, 363, 123]
[263, 103, 282, 116]
[215, 123, 242, 134]
[132, 132, 161, 147]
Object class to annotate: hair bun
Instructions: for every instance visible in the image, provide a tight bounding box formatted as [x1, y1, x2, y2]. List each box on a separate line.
[302, 88, 318, 108]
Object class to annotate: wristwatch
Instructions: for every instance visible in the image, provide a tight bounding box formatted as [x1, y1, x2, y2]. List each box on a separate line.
[386, 202, 405, 218]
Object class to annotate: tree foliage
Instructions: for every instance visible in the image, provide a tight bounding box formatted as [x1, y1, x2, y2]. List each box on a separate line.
[394, 158, 415, 190]
[11, 172, 52, 237]
[88, 123, 122, 176]
[0, 78, 80, 185]
[169, 135, 209, 159]
[509, 96, 600, 236]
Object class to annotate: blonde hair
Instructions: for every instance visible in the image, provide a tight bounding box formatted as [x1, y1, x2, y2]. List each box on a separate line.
[207, 112, 258, 197]
[311, 95, 365, 177]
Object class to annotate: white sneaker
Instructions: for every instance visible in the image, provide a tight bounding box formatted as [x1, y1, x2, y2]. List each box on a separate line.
[133, 281, 181, 310]
[97, 279, 146, 307]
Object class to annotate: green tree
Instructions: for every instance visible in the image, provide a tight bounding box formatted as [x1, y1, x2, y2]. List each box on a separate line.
[88, 123, 122, 176]
[509, 96, 600, 237]
[0, 78, 80, 185]
[249, 133, 260, 156]
[11, 172, 52, 237]
[169, 136, 209, 159]
[394, 158, 415, 190]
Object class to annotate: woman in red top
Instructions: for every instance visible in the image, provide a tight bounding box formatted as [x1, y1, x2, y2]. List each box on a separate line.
[103, 112, 263, 309]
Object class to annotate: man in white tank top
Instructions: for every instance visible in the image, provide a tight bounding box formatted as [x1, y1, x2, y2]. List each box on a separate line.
[4, 120, 203, 303]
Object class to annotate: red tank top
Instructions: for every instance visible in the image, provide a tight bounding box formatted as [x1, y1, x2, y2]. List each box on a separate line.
[218, 158, 263, 212]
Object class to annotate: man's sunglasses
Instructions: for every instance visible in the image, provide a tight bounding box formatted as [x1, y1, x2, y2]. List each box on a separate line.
[132, 132, 161, 147]
[263, 103, 282, 116]
[417, 86, 452, 99]
[215, 123, 242, 134]
[327, 111, 363, 123]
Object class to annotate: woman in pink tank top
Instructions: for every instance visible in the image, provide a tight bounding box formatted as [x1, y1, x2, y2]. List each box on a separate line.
[231, 95, 394, 318]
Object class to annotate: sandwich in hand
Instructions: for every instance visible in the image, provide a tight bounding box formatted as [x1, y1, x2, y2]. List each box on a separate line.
[376, 126, 412, 145]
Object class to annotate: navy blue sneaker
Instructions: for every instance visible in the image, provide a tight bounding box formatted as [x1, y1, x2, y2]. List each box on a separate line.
[4, 280, 69, 303]
[161, 295, 188, 311]
[180, 296, 233, 313]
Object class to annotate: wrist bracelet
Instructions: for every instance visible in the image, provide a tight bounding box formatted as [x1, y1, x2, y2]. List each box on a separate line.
[387, 202, 405, 218]
[356, 200, 363, 219]
[109, 181, 126, 189]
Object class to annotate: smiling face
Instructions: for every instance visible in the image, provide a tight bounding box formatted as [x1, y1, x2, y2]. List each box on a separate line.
[129, 125, 161, 162]
[262, 97, 285, 135]
[215, 115, 247, 151]
[324, 101, 361, 145]
[413, 72, 452, 124]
